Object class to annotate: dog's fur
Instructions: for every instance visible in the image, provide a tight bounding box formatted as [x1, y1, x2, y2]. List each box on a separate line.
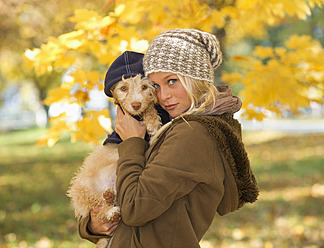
[67, 74, 161, 248]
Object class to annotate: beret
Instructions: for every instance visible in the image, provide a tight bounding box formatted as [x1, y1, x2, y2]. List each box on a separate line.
[104, 51, 144, 97]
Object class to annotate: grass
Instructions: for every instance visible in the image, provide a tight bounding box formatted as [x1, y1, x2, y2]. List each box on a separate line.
[0, 128, 95, 248]
[0, 128, 323, 248]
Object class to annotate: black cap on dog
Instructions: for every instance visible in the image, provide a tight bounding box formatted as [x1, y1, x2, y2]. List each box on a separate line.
[104, 51, 144, 97]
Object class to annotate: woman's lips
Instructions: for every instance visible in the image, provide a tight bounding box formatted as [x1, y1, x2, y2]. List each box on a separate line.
[165, 104, 177, 110]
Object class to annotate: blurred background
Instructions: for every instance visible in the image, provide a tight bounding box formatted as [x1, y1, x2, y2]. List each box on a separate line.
[0, 0, 323, 247]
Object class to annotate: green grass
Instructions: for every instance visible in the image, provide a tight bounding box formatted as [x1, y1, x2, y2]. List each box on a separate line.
[0, 128, 323, 248]
[0, 128, 95, 248]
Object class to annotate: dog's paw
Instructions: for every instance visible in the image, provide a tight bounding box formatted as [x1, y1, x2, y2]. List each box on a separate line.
[146, 122, 159, 136]
[103, 188, 116, 204]
[146, 127, 156, 136]
[95, 238, 109, 248]
[107, 206, 121, 223]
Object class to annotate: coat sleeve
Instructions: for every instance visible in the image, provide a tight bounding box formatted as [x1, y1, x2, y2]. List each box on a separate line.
[116, 121, 221, 226]
[78, 215, 111, 244]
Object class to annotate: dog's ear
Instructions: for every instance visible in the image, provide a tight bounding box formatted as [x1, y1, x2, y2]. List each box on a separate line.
[110, 85, 116, 95]
[151, 90, 158, 104]
[147, 80, 159, 104]
[110, 89, 118, 106]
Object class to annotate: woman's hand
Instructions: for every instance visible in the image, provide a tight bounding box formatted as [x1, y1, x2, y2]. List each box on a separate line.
[88, 206, 119, 236]
[115, 106, 146, 141]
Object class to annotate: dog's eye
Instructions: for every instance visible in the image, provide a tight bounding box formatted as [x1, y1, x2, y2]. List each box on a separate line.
[142, 85, 148, 90]
[120, 86, 128, 91]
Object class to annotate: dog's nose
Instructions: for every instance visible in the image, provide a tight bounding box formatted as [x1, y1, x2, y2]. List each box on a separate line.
[131, 102, 141, 110]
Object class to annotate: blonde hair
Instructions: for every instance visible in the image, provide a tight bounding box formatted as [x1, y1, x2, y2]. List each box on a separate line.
[177, 75, 219, 115]
[150, 75, 219, 145]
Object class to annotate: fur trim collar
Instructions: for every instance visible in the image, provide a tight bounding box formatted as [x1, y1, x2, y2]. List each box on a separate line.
[173, 114, 259, 208]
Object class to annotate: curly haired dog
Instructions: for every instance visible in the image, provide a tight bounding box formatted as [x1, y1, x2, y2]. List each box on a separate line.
[67, 74, 161, 248]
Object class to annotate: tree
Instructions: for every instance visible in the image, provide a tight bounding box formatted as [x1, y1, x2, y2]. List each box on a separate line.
[23, 0, 324, 146]
[0, 0, 106, 107]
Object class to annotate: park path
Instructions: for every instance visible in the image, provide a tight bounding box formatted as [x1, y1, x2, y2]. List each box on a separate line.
[239, 118, 324, 133]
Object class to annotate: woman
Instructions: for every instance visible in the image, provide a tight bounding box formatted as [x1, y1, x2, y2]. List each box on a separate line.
[79, 28, 259, 247]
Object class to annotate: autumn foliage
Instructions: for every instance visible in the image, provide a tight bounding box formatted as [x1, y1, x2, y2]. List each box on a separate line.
[23, 0, 324, 146]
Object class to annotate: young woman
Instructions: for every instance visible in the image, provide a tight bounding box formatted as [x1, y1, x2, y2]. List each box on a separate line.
[79, 28, 259, 248]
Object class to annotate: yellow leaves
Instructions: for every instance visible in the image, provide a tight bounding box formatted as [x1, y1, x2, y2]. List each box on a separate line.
[285, 34, 323, 53]
[114, 4, 126, 16]
[236, 0, 258, 10]
[308, 0, 324, 7]
[221, 72, 243, 84]
[144, 0, 222, 33]
[241, 108, 266, 121]
[72, 110, 109, 145]
[58, 30, 85, 49]
[263, 0, 311, 20]
[24, 48, 40, 63]
[69, 9, 118, 42]
[74, 90, 91, 104]
[224, 0, 317, 44]
[69, 69, 103, 90]
[224, 34, 324, 120]
[113, 2, 144, 24]
[24, 33, 82, 76]
[37, 115, 69, 147]
[43, 69, 103, 107]
[54, 54, 76, 69]
[37, 110, 110, 147]
[200, 9, 226, 30]
[118, 38, 149, 54]
[25, 0, 324, 145]
[102, 16, 116, 27]
[38, 66, 107, 146]
[24, 38, 64, 76]
[69, 9, 99, 29]
[232, 55, 251, 62]
[284, 35, 324, 75]
[253, 46, 274, 59]
[274, 47, 286, 57]
[43, 88, 70, 106]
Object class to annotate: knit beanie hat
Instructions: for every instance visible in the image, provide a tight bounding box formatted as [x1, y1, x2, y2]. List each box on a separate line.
[143, 28, 222, 83]
[104, 51, 144, 97]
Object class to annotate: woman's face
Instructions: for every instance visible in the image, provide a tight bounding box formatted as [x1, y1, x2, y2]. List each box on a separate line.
[148, 72, 191, 118]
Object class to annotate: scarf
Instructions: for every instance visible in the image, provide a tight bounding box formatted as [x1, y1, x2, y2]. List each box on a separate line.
[204, 85, 242, 115]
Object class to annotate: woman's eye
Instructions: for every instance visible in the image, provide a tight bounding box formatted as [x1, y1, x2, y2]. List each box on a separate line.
[120, 86, 127, 91]
[153, 84, 160, 89]
[168, 79, 177, 85]
[142, 85, 148, 90]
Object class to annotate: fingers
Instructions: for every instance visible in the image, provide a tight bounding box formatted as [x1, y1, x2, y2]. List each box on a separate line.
[117, 105, 130, 118]
[118, 104, 125, 115]
[106, 222, 119, 236]
[115, 105, 146, 140]
[88, 206, 121, 236]
[116, 105, 124, 116]
[90, 218, 120, 236]
[88, 215, 120, 236]
[116, 106, 128, 130]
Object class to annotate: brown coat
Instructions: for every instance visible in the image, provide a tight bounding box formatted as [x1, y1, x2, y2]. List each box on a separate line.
[78, 114, 258, 247]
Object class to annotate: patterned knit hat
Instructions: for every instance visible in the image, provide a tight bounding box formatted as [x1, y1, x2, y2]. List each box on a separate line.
[143, 28, 222, 83]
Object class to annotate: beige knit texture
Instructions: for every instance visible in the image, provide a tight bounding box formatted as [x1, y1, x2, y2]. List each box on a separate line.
[143, 29, 222, 83]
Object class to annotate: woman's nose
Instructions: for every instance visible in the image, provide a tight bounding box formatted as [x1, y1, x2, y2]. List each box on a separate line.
[158, 87, 171, 101]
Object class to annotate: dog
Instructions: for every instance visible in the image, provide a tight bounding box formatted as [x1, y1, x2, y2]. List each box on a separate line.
[67, 74, 161, 248]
